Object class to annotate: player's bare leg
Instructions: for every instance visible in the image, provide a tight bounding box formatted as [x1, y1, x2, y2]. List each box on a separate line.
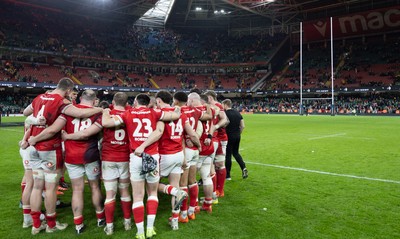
[178, 167, 189, 223]
[22, 170, 33, 228]
[89, 177, 105, 227]
[168, 173, 182, 230]
[30, 169, 45, 234]
[71, 176, 85, 233]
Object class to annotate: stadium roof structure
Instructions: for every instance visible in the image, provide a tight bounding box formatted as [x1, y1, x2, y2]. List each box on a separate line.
[4, 0, 400, 31]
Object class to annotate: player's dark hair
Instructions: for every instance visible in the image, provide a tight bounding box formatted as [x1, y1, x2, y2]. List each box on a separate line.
[113, 92, 128, 107]
[155, 90, 172, 104]
[99, 101, 110, 109]
[57, 77, 74, 91]
[204, 90, 217, 100]
[190, 88, 202, 94]
[135, 94, 150, 106]
[173, 91, 188, 103]
[200, 94, 209, 103]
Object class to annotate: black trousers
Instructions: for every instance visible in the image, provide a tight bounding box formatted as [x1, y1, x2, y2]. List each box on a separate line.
[225, 135, 246, 178]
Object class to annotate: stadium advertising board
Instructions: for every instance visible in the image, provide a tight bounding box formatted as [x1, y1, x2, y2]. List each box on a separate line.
[302, 6, 400, 42]
[1, 81, 397, 95]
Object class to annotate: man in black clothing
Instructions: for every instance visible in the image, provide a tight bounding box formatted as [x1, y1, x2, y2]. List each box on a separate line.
[222, 99, 248, 180]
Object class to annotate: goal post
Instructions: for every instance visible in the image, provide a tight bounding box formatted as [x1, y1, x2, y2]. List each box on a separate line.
[299, 17, 335, 116]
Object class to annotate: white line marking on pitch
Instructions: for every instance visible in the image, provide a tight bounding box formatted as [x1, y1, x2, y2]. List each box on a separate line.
[247, 162, 400, 184]
[0, 128, 23, 133]
[341, 136, 375, 140]
[308, 133, 346, 140]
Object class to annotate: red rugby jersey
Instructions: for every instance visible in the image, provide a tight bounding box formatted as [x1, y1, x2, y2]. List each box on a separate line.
[196, 105, 215, 156]
[159, 107, 189, 155]
[116, 106, 164, 155]
[29, 93, 71, 151]
[214, 102, 228, 141]
[101, 108, 129, 162]
[181, 105, 203, 150]
[62, 104, 102, 164]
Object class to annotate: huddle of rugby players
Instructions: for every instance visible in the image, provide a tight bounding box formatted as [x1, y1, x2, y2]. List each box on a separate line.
[19, 77, 232, 239]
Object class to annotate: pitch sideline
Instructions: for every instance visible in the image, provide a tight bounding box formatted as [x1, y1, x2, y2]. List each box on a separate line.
[246, 161, 400, 184]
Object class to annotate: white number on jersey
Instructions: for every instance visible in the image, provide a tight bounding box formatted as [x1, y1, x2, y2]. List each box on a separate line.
[188, 116, 196, 129]
[168, 119, 183, 136]
[204, 120, 211, 133]
[114, 128, 126, 141]
[132, 118, 153, 138]
[72, 118, 93, 133]
[37, 105, 45, 118]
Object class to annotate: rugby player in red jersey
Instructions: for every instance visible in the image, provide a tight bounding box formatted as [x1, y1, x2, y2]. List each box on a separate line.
[62, 92, 132, 235]
[19, 116, 46, 228]
[154, 91, 201, 230]
[101, 93, 180, 239]
[29, 90, 106, 234]
[205, 90, 229, 199]
[24, 78, 102, 235]
[58, 88, 79, 190]
[187, 93, 216, 213]
[173, 92, 212, 222]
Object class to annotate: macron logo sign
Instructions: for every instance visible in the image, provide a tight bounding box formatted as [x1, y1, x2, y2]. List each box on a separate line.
[313, 21, 327, 37]
[303, 6, 400, 43]
[339, 8, 400, 33]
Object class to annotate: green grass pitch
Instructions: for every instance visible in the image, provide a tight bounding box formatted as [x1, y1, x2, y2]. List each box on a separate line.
[0, 114, 399, 239]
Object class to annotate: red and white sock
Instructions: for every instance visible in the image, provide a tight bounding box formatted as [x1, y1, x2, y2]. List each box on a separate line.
[211, 173, 217, 195]
[216, 167, 226, 194]
[22, 205, 31, 222]
[46, 212, 57, 228]
[120, 196, 132, 220]
[163, 185, 178, 196]
[132, 201, 145, 234]
[202, 198, 213, 209]
[146, 196, 158, 229]
[74, 215, 84, 226]
[96, 209, 105, 221]
[104, 199, 116, 224]
[31, 211, 42, 228]
[171, 210, 179, 220]
[179, 186, 189, 214]
[188, 183, 199, 215]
